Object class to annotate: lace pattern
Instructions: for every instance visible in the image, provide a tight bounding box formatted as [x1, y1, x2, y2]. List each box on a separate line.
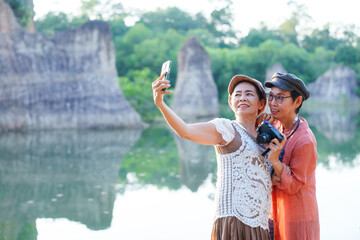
[213, 120, 272, 230]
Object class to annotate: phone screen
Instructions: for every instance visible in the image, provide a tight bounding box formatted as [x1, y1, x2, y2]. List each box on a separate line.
[161, 60, 172, 80]
[160, 60, 172, 91]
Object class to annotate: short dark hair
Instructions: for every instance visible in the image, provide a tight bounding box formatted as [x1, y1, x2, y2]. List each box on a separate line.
[290, 90, 303, 114]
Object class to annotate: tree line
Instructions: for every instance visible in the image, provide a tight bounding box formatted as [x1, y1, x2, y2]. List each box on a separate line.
[7, 0, 360, 122]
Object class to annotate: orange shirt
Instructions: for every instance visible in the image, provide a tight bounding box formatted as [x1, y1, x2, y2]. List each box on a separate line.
[272, 118, 320, 240]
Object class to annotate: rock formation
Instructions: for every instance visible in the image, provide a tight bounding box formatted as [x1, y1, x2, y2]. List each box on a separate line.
[0, 1, 21, 33]
[0, 2, 143, 130]
[172, 36, 218, 119]
[265, 62, 287, 82]
[308, 66, 359, 102]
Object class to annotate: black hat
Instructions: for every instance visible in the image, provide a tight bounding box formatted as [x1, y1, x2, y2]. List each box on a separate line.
[265, 72, 310, 100]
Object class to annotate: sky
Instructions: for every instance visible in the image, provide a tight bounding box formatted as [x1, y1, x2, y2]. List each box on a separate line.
[32, 0, 360, 36]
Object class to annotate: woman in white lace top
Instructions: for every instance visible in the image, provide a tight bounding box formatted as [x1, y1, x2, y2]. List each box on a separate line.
[152, 73, 284, 240]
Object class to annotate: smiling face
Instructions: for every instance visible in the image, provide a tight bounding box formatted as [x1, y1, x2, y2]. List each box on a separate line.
[268, 87, 302, 123]
[229, 81, 265, 118]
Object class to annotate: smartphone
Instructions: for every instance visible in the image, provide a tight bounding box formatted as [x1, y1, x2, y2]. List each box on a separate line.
[160, 60, 172, 91]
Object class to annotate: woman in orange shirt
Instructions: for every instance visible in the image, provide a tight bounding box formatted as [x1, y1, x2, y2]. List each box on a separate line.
[264, 72, 320, 240]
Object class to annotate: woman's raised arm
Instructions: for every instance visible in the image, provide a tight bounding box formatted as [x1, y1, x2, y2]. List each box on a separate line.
[152, 74, 225, 146]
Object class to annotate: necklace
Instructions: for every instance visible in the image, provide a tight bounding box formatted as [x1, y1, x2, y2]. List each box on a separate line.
[278, 117, 301, 162]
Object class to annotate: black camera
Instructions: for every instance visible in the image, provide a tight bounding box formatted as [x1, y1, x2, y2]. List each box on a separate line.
[256, 120, 283, 145]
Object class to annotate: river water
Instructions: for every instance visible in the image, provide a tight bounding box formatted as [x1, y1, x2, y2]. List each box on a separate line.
[0, 106, 359, 240]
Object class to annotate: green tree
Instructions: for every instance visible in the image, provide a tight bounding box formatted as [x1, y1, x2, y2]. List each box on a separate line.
[257, 39, 284, 67]
[80, 0, 100, 17]
[80, 0, 126, 20]
[335, 44, 360, 92]
[302, 24, 344, 52]
[17, 221, 37, 240]
[275, 43, 312, 82]
[278, 13, 299, 45]
[108, 16, 128, 37]
[335, 44, 360, 66]
[278, 1, 312, 46]
[80, 0, 100, 18]
[118, 68, 158, 122]
[207, 47, 232, 102]
[129, 29, 184, 74]
[342, 24, 359, 46]
[307, 46, 335, 78]
[240, 25, 282, 47]
[208, 0, 237, 47]
[139, 7, 207, 34]
[122, 22, 154, 45]
[114, 23, 154, 76]
[35, 12, 89, 34]
[186, 28, 219, 48]
[5, 0, 33, 28]
[209, 44, 270, 103]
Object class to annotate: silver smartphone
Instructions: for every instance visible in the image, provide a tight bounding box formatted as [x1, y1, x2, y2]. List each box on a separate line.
[160, 60, 172, 90]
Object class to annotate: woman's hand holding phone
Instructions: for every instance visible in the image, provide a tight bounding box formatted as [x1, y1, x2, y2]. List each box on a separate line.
[160, 60, 172, 91]
[152, 67, 172, 106]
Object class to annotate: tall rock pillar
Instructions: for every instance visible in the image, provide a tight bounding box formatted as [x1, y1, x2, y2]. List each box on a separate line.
[172, 36, 218, 119]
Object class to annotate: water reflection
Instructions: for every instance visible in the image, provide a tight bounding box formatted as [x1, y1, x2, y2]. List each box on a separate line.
[0, 106, 359, 240]
[174, 136, 215, 192]
[0, 129, 142, 239]
[306, 106, 359, 143]
[303, 106, 360, 165]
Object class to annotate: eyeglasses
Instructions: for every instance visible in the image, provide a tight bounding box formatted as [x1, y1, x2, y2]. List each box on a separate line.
[268, 93, 292, 104]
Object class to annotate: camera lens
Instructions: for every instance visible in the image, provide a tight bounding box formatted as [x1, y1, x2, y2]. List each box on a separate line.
[256, 133, 270, 145]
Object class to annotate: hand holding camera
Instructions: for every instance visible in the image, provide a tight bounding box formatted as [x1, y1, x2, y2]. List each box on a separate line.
[256, 120, 288, 178]
[256, 120, 284, 145]
[256, 120, 286, 158]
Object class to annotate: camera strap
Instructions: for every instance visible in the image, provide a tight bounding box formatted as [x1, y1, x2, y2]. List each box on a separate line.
[285, 118, 301, 140]
[277, 117, 301, 160]
[262, 148, 271, 156]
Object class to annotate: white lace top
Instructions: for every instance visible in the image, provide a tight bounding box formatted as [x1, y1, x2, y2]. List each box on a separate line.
[210, 118, 272, 230]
